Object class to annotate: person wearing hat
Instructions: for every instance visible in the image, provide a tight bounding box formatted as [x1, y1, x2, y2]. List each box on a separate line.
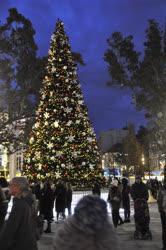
[107, 179, 123, 228]
[130, 176, 149, 201]
[131, 175, 150, 239]
[121, 177, 131, 223]
[157, 179, 166, 250]
[53, 195, 121, 250]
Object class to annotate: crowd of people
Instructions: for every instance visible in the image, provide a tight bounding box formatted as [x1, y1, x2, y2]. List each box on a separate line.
[0, 175, 166, 249]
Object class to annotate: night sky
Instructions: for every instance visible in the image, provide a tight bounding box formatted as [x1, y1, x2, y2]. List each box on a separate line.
[1, 0, 166, 136]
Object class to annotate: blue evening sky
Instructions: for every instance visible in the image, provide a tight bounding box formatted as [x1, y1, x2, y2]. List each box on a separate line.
[1, 0, 166, 136]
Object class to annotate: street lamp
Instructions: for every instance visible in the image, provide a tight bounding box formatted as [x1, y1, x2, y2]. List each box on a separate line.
[141, 154, 145, 177]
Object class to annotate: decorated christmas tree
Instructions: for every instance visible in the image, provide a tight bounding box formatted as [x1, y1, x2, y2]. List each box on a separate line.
[23, 20, 104, 187]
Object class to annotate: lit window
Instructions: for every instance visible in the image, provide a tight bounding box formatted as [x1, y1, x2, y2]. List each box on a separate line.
[16, 156, 22, 171]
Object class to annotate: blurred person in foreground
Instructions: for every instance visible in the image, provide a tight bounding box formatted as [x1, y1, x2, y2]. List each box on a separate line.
[157, 179, 166, 250]
[53, 195, 121, 250]
[0, 177, 38, 250]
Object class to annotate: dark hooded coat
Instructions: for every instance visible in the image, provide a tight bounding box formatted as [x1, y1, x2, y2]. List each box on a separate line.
[0, 195, 38, 250]
[54, 183, 66, 213]
[130, 182, 149, 201]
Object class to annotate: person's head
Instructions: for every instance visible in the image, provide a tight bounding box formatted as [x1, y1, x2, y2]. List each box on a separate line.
[122, 177, 128, 186]
[44, 181, 51, 190]
[0, 177, 8, 188]
[74, 195, 108, 234]
[111, 179, 119, 188]
[135, 175, 142, 184]
[9, 177, 29, 197]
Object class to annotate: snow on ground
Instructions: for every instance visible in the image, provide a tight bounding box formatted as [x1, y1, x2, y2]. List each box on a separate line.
[6, 190, 135, 220]
[70, 190, 134, 218]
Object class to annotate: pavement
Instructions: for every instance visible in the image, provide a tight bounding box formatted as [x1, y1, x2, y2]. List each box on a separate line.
[38, 200, 163, 250]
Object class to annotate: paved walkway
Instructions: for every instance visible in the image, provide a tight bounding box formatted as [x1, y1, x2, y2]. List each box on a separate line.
[38, 202, 163, 250]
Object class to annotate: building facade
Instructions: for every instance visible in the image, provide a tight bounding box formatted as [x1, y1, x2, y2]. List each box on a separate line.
[99, 128, 128, 153]
[0, 146, 24, 180]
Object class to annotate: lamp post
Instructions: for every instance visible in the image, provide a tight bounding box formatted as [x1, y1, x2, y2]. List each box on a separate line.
[141, 154, 145, 177]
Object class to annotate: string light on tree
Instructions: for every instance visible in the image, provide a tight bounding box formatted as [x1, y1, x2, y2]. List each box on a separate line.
[54, 121, 59, 127]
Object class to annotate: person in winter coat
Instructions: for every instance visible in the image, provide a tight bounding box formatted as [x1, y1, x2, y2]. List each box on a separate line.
[107, 179, 123, 227]
[65, 182, 72, 215]
[121, 177, 131, 222]
[130, 176, 149, 201]
[39, 181, 54, 233]
[0, 177, 38, 250]
[0, 186, 8, 231]
[53, 194, 121, 250]
[54, 180, 66, 221]
[130, 176, 150, 239]
[157, 179, 166, 250]
[92, 182, 101, 196]
[0, 177, 11, 226]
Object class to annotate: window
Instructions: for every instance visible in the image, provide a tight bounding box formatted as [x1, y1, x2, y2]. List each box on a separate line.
[16, 156, 22, 171]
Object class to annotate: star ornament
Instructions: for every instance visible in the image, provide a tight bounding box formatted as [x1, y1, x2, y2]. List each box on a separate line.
[51, 34, 55, 40]
[26, 158, 31, 164]
[68, 135, 74, 142]
[38, 163, 42, 170]
[78, 100, 83, 105]
[56, 172, 61, 179]
[29, 136, 34, 144]
[51, 67, 56, 73]
[47, 142, 54, 149]
[67, 120, 72, 126]
[72, 151, 77, 158]
[36, 151, 41, 159]
[65, 107, 72, 113]
[34, 122, 40, 128]
[89, 164, 94, 170]
[44, 112, 50, 119]
[56, 151, 63, 157]
[41, 94, 45, 100]
[54, 121, 59, 127]
[87, 137, 94, 142]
